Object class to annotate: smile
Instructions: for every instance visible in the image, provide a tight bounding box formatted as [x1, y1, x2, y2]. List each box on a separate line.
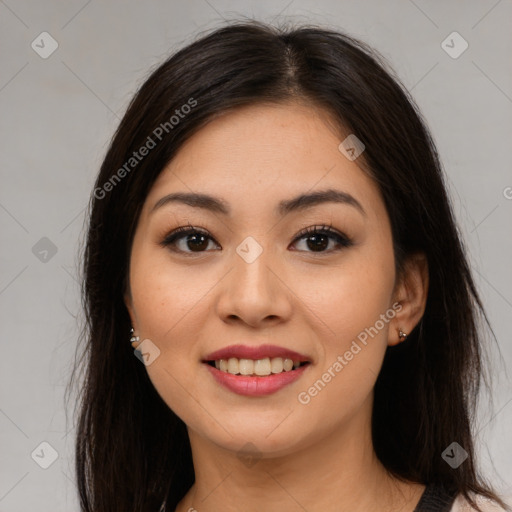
[202, 344, 312, 396]
[207, 357, 309, 376]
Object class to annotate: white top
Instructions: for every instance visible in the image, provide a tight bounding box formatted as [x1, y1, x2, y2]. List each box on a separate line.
[450, 494, 509, 511]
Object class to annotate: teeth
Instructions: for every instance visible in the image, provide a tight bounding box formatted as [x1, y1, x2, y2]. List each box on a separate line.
[239, 359, 254, 375]
[283, 358, 294, 371]
[270, 357, 283, 373]
[227, 357, 239, 374]
[212, 357, 304, 376]
[254, 358, 270, 376]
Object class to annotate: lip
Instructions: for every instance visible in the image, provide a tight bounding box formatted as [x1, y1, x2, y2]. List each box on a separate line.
[204, 363, 310, 396]
[203, 344, 310, 362]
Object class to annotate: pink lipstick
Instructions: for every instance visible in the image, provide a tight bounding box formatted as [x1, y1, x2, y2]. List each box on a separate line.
[202, 344, 311, 397]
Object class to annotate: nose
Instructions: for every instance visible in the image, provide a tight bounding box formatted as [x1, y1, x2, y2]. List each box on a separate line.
[215, 246, 293, 328]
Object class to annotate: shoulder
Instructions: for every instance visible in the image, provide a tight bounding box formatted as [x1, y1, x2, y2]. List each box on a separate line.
[450, 493, 510, 512]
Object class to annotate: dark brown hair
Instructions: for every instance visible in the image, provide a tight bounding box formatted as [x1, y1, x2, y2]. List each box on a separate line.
[67, 20, 509, 512]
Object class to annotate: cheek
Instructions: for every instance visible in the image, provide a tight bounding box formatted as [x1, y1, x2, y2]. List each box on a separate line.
[294, 230, 396, 388]
[301, 249, 395, 341]
[130, 247, 211, 342]
[292, 250, 395, 432]
[129, 252, 215, 426]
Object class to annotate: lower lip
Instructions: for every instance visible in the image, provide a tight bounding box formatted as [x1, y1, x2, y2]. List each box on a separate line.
[204, 363, 310, 396]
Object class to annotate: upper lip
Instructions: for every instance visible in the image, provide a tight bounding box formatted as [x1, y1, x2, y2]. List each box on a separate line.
[203, 344, 310, 362]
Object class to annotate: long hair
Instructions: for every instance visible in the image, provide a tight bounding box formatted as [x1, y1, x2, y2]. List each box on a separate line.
[66, 20, 509, 511]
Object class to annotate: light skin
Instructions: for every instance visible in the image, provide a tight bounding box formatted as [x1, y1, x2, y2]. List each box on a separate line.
[125, 102, 429, 512]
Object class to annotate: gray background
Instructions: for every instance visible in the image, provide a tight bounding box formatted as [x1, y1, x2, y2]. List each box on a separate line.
[1, 1, 511, 510]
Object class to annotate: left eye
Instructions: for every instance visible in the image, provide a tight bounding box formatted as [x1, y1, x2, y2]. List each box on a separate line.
[291, 225, 353, 253]
[160, 224, 352, 254]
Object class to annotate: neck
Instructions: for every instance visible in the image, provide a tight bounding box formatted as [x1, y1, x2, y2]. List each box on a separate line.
[175, 396, 424, 512]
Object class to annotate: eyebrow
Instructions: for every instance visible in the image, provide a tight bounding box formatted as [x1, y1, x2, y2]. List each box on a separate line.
[151, 188, 366, 217]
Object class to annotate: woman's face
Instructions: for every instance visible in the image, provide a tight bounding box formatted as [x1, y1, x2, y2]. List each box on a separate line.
[125, 102, 406, 457]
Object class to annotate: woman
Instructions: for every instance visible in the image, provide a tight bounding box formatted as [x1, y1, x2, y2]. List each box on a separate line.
[68, 21, 510, 512]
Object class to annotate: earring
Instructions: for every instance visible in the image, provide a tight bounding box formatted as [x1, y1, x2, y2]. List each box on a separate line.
[130, 327, 140, 344]
[398, 328, 408, 342]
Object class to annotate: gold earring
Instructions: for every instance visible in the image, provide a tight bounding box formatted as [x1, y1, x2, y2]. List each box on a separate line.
[398, 328, 408, 342]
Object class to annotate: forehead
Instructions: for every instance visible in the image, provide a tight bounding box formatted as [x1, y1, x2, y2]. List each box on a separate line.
[144, 102, 385, 219]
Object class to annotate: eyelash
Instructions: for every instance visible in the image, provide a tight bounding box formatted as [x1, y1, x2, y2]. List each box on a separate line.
[160, 222, 353, 255]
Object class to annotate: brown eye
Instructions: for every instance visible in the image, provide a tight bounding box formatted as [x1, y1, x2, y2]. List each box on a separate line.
[161, 227, 219, 253]
[291, 225, 353, 253]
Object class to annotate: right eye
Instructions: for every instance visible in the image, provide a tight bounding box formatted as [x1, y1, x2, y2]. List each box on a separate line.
[160, 226, 221, 254]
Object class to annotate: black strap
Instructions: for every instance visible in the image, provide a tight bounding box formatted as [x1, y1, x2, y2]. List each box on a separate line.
[413, 485, 459, 512]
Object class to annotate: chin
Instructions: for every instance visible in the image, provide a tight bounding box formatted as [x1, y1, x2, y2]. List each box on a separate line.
[187, 410, 319, 459]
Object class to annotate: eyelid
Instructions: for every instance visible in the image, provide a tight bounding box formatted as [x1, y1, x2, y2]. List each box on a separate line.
[293, 222, 337, 241]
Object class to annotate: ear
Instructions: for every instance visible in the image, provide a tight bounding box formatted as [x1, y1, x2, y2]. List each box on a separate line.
[388, 252, 429, 346]
[124, 289, 137, 332]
